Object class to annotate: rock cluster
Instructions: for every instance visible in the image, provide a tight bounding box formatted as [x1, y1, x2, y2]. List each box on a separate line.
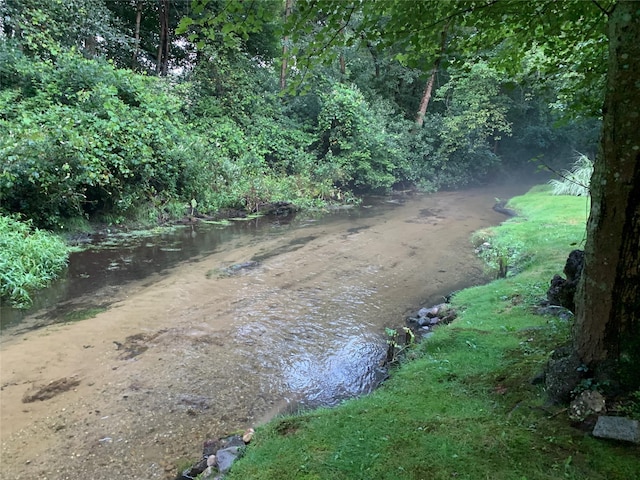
[176, 428, 254, 480]
[406, 302, 457, 337]
[567, 392, 640, 444]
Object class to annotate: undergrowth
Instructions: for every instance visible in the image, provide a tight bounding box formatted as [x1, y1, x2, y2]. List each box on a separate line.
[0, 214, 70, 308]
[225, 185, 639, 480]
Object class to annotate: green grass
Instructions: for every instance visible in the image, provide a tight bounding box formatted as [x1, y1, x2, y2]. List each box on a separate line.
[0, 214, 70, 308]
[226, 186, 639, 480]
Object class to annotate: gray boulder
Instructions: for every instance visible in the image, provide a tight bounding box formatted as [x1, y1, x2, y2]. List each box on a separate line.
[592, 416, 640, 444]
[216, 446, 242, 474]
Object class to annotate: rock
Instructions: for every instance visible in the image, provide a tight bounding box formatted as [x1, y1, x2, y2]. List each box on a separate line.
[545, 346, 584, 404]
[569, 390, 606, 421]
[216, 446, 242, 474]
[563, 249, 585, 282]
[207, 455, 217, 467]
[242, 428, 255, 443]
[536, 305, 573, 321]
[407, 303, 456, 331]
[592, 416, 640, 444]
[546, 250, 584, 312]
[493, 199, 518, 217]
[203, 438, 220, 457]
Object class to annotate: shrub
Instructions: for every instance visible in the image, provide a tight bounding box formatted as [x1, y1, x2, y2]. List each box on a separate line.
[316, 83, 399, 191]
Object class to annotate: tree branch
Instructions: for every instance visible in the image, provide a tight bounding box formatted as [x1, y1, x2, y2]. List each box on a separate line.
[591, 0, 612, 16]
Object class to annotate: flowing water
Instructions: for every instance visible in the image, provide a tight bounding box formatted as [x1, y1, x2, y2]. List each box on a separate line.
[0, 184, 529, 479]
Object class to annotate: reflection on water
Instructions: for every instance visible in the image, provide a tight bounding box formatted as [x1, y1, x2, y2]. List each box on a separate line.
[284, 336, 387, 407]
[233, 279, 387, 408]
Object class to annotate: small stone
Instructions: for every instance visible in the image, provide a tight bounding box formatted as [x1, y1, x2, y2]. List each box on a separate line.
[569, 390, 606, 421]
[592, 416, 640, 444]
[242, 428, 255, 443]
[202, 466, 214, 478]
[207, 454, 216, 467]
[425, 306, 440, 318]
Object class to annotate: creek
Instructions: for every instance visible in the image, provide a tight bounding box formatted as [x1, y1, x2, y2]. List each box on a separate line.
[0, 184, 529, 480]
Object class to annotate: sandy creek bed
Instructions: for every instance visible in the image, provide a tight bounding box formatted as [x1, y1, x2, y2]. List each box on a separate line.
[0, 185, 528, 479]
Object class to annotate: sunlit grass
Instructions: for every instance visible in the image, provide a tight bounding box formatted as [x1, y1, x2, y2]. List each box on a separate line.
[226, 186, 639, 480]
[0, 215, 69, 308]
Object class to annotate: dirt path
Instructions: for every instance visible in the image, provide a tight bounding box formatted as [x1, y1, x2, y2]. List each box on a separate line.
[0, 186, 526, 479]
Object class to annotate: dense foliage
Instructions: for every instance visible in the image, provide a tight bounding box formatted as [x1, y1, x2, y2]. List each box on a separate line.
[0, 0, 599, 230]
[0, 214, 69, 308]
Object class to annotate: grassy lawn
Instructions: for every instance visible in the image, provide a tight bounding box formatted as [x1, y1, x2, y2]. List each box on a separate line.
[226, 186, 639, 480]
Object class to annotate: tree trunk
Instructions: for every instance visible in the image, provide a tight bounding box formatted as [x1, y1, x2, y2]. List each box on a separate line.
[157, 0, 170, 76]
[415, 64, 439, 128]
[132, 0, 143, 68]
[415, 22, 449, 128]
[366, 40, 380, 78]
[84, 35, 97, 57]
[280, 0, 292, 90]
[574, 1, 640, 381]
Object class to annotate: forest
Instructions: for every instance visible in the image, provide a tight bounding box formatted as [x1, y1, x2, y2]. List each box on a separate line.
[0, 0, 600, 231]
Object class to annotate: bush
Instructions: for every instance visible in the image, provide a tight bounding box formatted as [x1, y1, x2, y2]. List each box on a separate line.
[316, 83, 399, 191]
[0, 50, 187, 228]
[0, 215, 69, 308]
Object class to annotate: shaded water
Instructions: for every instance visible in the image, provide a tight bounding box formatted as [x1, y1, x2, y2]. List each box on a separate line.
[0, 185, 528, 479]
[1, 202, 393, 331]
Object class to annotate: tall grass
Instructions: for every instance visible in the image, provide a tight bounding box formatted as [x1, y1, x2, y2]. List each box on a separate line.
[548, 153, 593, 196]
[0, 215, 69, 308]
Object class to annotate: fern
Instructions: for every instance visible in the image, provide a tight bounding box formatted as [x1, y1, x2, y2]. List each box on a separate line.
[548, 153, 593, 196]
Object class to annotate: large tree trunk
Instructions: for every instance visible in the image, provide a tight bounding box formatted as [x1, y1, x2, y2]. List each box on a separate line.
[574, 1, 640, 380]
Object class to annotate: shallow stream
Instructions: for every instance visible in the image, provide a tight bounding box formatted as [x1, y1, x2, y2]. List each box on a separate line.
[0, 184, 528, 479]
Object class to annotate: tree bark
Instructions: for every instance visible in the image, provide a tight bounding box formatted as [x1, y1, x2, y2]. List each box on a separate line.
[84, 35, 97, 57]
[132, 0, 143, 68]
[366, 40, 380, 78]
[280, 0, 293, 90]
[574, 1, 640, 375]
[157, 0, 170, 76]
[415, 22, 449, 128]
